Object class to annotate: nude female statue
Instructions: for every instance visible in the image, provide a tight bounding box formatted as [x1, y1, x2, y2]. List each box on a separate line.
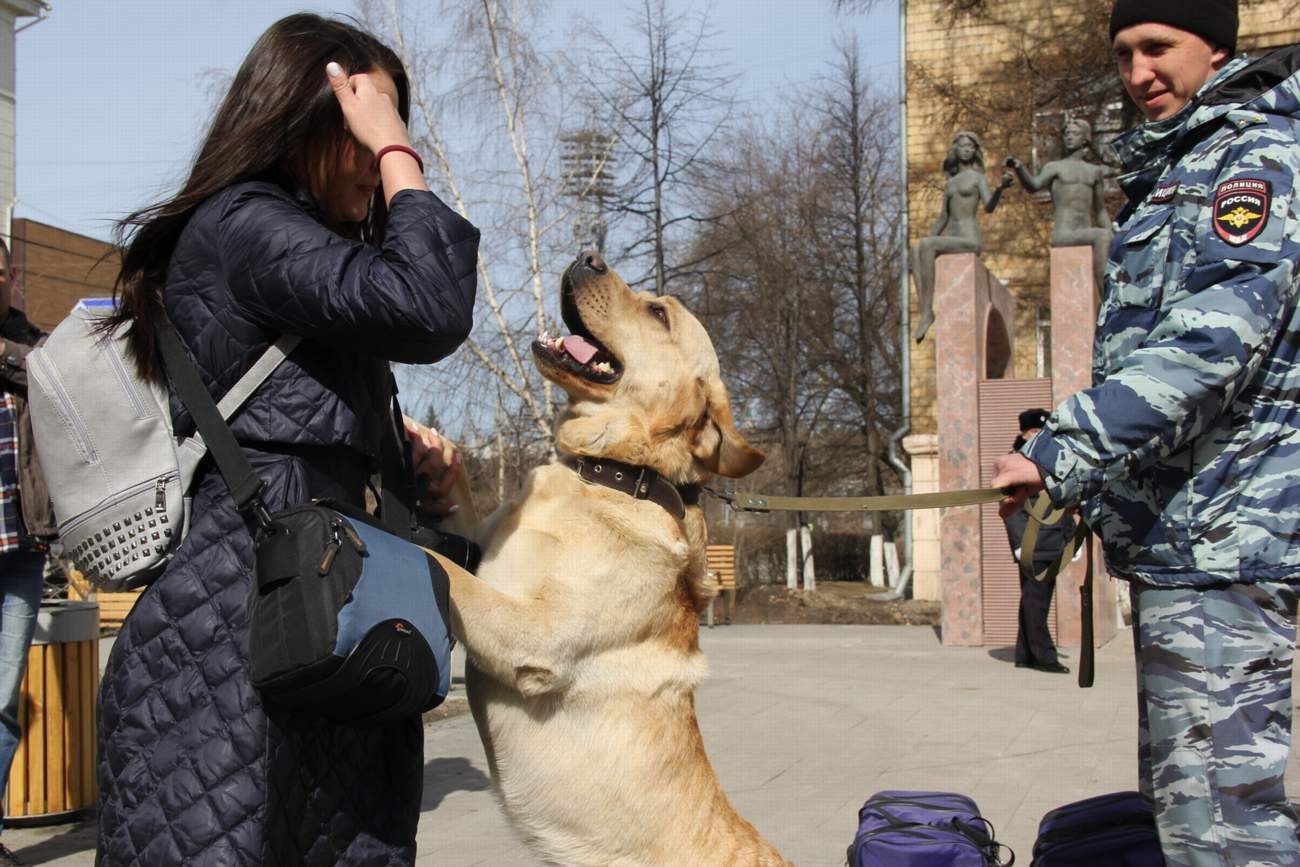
[1004, 117, 1113, 293]
[911, 131, 1012, 343]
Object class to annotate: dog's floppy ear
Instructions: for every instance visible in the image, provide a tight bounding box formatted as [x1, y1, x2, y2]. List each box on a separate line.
[691, 379, 764, 478]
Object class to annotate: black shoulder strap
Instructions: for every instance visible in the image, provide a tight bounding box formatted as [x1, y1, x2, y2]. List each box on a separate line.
[376, 386, 418, 539]
[156, 317, 269, 522]
[161, 318, 417, 536]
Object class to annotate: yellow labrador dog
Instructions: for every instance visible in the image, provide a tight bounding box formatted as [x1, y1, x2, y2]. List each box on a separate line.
[440, 252, 790, 866]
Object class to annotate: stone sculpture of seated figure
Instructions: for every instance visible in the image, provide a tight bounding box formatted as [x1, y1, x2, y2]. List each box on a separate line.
[911, 130, 1012, 343]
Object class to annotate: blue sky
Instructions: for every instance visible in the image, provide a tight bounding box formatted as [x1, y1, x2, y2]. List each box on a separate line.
[14, 0, 899, 242]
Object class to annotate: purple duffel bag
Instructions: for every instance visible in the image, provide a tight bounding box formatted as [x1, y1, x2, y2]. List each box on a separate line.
[1030, 791, 1164, 866]
[847, 790, 1014, 867]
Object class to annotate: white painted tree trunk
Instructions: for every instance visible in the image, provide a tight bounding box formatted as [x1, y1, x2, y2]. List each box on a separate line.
[786, 528, 798, 589]
[884, 540, 900, 588]
[801, 525, 815, 591]
[869, 534, 885, 587]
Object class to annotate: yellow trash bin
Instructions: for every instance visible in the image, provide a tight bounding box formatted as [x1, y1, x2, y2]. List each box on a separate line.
[5, 600, 98, 825]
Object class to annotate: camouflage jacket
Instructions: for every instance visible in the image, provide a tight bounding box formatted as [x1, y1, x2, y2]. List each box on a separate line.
[1024, 47, 1300, 587]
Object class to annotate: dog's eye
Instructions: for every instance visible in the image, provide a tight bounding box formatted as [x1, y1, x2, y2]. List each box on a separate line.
[648, 304, 670, 329]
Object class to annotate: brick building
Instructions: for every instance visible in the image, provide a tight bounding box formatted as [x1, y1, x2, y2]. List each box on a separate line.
[9, 218, 114, 330]
[902, 0, 1300, 602]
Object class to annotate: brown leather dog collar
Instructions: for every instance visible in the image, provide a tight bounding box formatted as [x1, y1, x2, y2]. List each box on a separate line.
[560, 454, 700, 520]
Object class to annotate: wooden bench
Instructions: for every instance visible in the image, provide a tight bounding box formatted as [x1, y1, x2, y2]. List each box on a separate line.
[96, 592, 143, 631]
[65, 568, 142, 631]
[704, 544, 737, 628]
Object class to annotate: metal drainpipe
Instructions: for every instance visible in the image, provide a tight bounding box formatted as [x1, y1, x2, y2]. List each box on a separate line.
[873, 0, 913, 603]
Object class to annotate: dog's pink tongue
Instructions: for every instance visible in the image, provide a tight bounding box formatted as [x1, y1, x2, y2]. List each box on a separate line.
[562, 335, 599, 364]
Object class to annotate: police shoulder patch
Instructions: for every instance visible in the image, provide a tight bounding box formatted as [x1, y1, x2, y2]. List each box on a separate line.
[1149, 181, 1179, 204]
[1214, 178, 1270, 246]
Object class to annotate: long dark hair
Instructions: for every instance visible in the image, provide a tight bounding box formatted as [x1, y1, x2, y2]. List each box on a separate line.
[107, 13, 410, 380]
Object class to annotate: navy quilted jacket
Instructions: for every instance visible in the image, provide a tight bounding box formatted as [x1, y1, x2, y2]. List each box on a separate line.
[96, 180, 478, 866]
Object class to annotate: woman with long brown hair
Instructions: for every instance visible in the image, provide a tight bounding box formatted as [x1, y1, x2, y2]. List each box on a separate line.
[96, 14, 478, 865]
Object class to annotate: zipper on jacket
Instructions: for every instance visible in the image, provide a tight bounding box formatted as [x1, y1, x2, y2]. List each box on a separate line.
[30, 351, 98, 462]
[155, 479, 167, 511]
[104, 343, 155, 419]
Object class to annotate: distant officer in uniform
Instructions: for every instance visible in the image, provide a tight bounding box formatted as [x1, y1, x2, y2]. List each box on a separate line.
[1002, 409, 1072, 675]
[992, 1, 1300, 864]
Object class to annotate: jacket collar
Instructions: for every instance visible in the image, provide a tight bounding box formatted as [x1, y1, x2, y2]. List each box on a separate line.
[1110, 57, 1249, 208]
[1111, 47, 1300, 208]
[259, 168, 327, 223]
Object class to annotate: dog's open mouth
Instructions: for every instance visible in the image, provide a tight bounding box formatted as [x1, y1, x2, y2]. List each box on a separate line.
[534, 333, 620, 383]
[532, 280, 623, 384]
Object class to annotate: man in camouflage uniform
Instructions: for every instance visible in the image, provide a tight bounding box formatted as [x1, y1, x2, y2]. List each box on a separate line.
[992, 1, 1300, 863]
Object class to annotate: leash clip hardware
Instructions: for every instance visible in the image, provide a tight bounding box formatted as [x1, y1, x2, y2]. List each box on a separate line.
[701, 485, 734, 506]
[703, 486, 771, 513]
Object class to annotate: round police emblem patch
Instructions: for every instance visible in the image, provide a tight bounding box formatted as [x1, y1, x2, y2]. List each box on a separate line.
[1214, 178, 1271, 246]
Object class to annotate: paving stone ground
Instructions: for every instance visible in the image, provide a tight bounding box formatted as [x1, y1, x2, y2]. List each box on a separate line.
[9, 624, 1300, 865]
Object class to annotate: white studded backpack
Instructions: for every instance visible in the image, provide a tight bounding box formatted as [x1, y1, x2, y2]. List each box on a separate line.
[27, 299, 297, 591]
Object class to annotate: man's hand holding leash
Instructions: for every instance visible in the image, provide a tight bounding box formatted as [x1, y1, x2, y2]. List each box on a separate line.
[990, 452, 1046, 520]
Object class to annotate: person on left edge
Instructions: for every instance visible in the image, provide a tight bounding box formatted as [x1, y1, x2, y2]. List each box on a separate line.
[0, 237, 56, 867]
[1001, 408, 1071, 675]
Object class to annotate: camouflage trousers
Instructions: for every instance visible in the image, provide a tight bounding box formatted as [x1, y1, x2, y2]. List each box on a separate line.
[1132, 582, 1300, 867]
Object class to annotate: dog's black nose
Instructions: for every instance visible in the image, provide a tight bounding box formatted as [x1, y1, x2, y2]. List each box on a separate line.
[577, 250, 607, 275]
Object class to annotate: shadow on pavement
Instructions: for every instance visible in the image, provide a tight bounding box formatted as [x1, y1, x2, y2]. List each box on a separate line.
[11, 818, 97, 863]
[421, 756, 490, 812]
[987, 646, 1017, 663]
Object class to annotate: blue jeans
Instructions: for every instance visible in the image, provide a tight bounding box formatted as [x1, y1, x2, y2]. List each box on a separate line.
[0, 550, 44, 833]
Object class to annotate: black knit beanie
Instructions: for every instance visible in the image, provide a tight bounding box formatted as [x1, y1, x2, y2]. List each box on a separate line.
[1110, 0, 1238, 54]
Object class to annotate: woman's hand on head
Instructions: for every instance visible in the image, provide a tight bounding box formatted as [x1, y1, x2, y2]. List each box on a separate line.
[326, 62, 426, 205]
[325, 61, 409, 155]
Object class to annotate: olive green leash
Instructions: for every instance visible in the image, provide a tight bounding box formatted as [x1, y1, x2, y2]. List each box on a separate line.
[708, 487, 1007, 513]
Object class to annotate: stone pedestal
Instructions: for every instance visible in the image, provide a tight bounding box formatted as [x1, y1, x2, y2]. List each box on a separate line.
[904, 434, 940, 601]
[936, 254, 1015, 645]
[1050, 246, 1118, 649]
